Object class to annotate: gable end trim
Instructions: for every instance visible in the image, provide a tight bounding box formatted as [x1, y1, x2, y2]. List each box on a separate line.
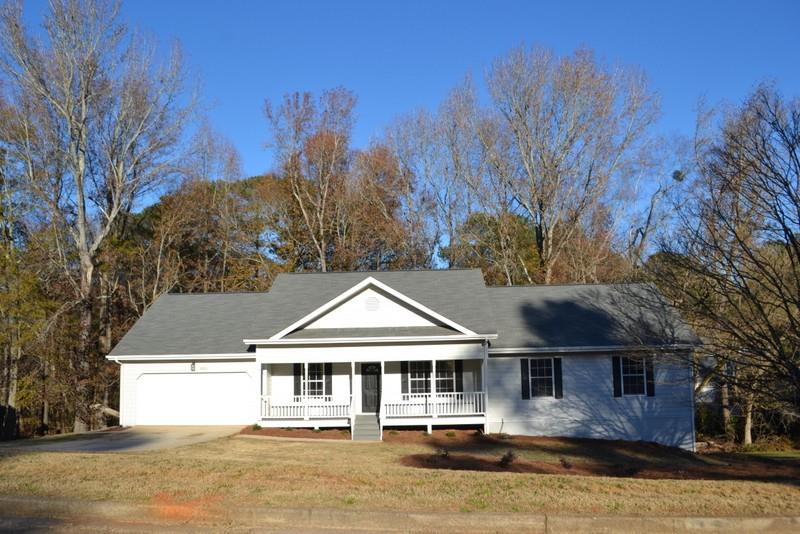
[268, 276, 478, 340]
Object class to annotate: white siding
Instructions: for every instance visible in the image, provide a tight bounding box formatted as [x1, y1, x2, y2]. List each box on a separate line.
[119, 359, 259, 426]
[304, 287, 437, 329]
[257, 341, 484, 363]
[486, 354, 695, 449]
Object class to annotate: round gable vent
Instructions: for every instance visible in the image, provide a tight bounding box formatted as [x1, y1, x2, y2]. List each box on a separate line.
[365, 295, 380, 312]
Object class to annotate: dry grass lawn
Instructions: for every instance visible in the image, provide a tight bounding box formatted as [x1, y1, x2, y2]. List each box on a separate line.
[1, 431, 799, 517]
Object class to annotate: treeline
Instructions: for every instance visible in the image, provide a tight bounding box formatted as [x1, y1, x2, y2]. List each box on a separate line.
[0, 0, 798, 446]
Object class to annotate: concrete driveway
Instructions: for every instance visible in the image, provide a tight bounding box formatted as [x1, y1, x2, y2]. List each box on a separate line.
[0, 426, 240, 453]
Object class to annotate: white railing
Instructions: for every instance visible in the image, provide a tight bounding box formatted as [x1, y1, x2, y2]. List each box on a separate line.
[261, 395, 351, 419]
[384, 392, 485, 417]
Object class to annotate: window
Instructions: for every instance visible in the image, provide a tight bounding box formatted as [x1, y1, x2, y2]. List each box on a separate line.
[409, 361, 431, 394]
[304, 363, 325, 397]
[620, 356, 646, 396]
[435, 361, 456, 393]
[528, 358, 554, 397]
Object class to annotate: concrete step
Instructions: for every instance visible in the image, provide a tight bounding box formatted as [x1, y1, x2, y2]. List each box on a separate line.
[352, 415, 381, 441]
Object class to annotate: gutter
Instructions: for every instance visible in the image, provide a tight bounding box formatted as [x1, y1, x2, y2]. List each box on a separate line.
[104, 353, 256, 362]
[488, 344, 698, 355]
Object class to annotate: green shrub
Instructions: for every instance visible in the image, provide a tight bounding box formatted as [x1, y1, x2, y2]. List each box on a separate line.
[251, 424, 262, 431]
[499, 450, 516, 468]
[445, 431, 456, 438]
[743, 435, 796, 452]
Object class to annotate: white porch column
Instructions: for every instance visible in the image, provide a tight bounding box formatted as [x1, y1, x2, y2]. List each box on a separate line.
[303, 362, 309, 420]
[379, 360, 385, 418]
[482, 340, 489, 432]
[350, 361, 355, 419]
[431, 359, 437, 418]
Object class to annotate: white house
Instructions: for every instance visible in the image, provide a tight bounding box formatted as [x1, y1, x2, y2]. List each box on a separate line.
[107, 269, 700, 449]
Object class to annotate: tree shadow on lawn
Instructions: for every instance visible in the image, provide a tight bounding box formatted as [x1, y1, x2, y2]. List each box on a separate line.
[396, 431, 800, 486]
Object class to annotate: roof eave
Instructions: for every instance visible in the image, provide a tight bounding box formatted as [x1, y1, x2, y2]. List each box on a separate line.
[106, 353, 255, 362]
[488, 343, 698, 355]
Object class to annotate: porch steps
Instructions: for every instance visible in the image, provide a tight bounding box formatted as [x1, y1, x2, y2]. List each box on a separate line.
[352, 414, 381, 441]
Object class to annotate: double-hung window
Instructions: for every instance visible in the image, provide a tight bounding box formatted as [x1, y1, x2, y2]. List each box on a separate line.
[304, 362, 325, 397]
[620, 356, 646, 396]
[521, 357, 563, 399]
[408, 361, 431, 394]
[528, 358, 554, 397]
[435, 361, 456, 393]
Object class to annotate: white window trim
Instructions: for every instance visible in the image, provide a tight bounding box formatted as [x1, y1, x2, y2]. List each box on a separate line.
[619, 356, 647, 397]
[408, 361, 430, 394]
[302, 362, 326, 397]
[435, 360, 456, 393]
[527, 357, 555, 399]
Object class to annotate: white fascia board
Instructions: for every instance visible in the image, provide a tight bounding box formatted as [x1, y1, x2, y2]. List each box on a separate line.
[246, 334, 497, 346]
[269, 276, 478, 340]
[106, 353, 255, 362]
[488, 344, 696, 355]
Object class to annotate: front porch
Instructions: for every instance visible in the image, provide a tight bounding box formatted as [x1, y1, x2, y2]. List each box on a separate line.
[258, 359, 487, 437]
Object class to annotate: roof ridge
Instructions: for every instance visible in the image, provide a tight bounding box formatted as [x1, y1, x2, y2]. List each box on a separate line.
[164, 291, 270, 296]
[277, 268, 482, 275]
[487, 282, 649, 289]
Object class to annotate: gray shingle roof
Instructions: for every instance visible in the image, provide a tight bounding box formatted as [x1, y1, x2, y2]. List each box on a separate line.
[487, 283, 700, 350]
[110, 293, 271, 356]
[110, 269, 492, 356]
[109, 270, 699, 357]
[262, 269, 492, 337]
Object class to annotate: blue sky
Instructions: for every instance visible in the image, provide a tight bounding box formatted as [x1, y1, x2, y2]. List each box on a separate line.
[24, 0, 800, 177]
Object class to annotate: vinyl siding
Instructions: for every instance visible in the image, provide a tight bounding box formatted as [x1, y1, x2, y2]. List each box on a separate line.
[486, 354, 695, 449]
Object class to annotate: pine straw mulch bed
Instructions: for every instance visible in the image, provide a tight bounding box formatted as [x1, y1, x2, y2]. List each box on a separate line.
[240, 426, 351, 440]
[237, 426, 800, 483]
[386, 429, 800, 483]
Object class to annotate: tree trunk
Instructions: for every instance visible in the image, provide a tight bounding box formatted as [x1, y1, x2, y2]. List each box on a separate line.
[40, 359, 49, 435]
[73, 257, 95, 433]
[742, 394, 754, 446]
[720, 381, 732, 440]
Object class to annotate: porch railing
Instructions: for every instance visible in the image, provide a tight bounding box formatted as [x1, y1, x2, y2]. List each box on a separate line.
[384, 392, 485, 417]
[261, 395, 351, 419]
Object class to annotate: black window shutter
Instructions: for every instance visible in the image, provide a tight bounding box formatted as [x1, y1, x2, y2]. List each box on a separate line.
[401, 361, 409, 394]
[645, 357, 655, 397]
[425, 361, 432, 392]
[553, 358, 563, 399]
[520, 358, 530, 400]
[612, 356, 622, 397]
[455, 360, 464, 392]
[293, 363, 302, 396]
[324, 362, 333, 396]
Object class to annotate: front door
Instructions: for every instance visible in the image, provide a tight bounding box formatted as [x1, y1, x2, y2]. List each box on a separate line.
[361, 363, 381, 413]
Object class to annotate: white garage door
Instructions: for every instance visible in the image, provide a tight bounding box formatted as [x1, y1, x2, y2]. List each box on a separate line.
[135, 372, 253, 425]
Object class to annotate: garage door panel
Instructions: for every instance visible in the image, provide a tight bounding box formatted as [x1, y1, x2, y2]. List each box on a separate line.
[136, 372, 252, 425]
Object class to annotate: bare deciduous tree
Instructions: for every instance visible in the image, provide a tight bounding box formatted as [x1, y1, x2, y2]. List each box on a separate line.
[0, 0, 192, 430]
[484, 46, 659, 283]
[653, 86, 800, 444]
[264, 89, 355, 272]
